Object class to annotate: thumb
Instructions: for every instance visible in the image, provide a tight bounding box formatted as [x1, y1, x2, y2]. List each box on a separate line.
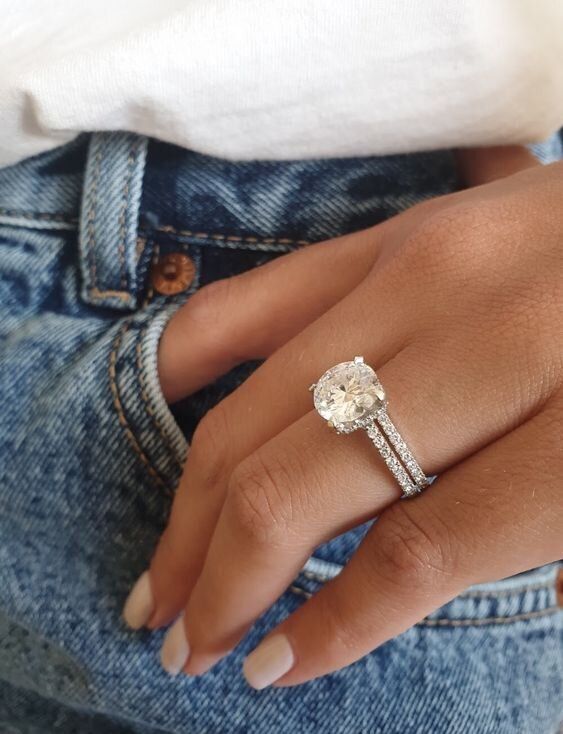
[456, 145, 540, 188]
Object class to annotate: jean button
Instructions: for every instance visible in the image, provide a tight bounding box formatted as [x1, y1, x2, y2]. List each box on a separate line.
[557, 568, 563, 608]
[151, 253, 196, 295]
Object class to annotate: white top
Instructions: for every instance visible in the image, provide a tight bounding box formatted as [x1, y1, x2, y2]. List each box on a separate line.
[1, 0, 562, 167]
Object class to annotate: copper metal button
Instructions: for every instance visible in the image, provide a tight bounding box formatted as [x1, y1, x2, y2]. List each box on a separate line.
[557, 567, 563, 608]
[151, 253, 195, 296]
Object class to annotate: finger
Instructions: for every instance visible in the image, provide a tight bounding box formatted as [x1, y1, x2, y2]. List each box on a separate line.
[165, 301, 558, 676]
[158, 227, 382, 403]
[456, 145, 539, 187]
[172, 405, 404, 675]
[243, 397, 563, 688]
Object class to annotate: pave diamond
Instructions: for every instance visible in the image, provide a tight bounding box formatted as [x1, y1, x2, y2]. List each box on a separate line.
[377, 412, 430, 488]
[313, 360, 385, 426]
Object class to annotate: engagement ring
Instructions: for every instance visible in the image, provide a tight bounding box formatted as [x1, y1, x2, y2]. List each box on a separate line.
[311, 357, 430, 498]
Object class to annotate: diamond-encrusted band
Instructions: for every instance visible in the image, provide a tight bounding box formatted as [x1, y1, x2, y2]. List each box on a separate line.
[376, 412, 429, 491]
[312, 356, 430, 498]
[365, 421, 421, 497]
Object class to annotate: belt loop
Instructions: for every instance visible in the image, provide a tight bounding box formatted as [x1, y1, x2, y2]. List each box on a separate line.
[79, 132, 148, 311]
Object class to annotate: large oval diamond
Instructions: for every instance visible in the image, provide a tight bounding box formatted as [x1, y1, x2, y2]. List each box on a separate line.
[313, 360, 385, 426]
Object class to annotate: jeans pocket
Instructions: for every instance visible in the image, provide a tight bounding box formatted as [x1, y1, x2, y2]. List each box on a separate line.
[109, 304, 188, 498]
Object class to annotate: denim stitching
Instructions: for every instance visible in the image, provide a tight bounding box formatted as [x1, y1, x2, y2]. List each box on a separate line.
[299, 569, 555, 599]
[85, 143, 131, 302]
[0, 207, 78, 224]
[135, 322, 183, 472]
[417, 607, 560, 627]
[0, 209, 304, 248]
[144, 225, 306, 252]
[90, 287, 133, 301]
[116, 149, 137, 290]
[153, 224, 309, 246]
[158, 238, 297, 254]
[288, 586, 560, 626]
[141, 242, 158, 307]
[108, 322, 173, 495]
[0, 208, 303, 253]
[457, 581, 556, 599]
[0, 215, 76, 232]
[86, 145, 102, 294]
[139, 305, 190, 465]
[136, 235, 148, 261]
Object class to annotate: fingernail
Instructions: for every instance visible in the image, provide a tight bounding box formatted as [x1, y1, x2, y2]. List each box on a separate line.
[122, 571, 154, 630]
[160, 616, 190, 676]
[243, 634, 295, 690]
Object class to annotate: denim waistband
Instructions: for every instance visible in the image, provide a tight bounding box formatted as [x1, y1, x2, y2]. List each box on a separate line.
[0, 132, 460, 311]
[0, 131, 561, 314]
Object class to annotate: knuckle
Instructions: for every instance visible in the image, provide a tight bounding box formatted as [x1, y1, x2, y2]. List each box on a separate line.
[190, 403, 232, 487]
[407, 203, 486, 265]
[323, 594, 381, 656]
[228, 452, 295, 547]
[318, 602, 366, 658]
[373, 502, 457, 584]
[404, 198, 531, 275]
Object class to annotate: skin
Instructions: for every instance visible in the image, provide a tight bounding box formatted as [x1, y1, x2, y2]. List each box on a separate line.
[139, 148, 563, 685]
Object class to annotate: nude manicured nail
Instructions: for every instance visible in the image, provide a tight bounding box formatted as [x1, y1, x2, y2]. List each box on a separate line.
[243, 634, 295, 690]
[122, 571, 154, 630]
[160, 616, 190, 676]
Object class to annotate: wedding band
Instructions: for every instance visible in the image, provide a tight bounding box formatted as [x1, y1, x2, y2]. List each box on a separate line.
[310, 356, 430, 498]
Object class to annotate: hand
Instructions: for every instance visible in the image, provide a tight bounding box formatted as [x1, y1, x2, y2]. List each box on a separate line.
[123, 148, 563, 688]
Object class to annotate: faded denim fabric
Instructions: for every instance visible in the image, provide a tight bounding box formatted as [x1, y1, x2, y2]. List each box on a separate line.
[0, 133, 562, 734]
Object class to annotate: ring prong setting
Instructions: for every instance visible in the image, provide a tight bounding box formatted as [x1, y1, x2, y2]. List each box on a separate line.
[311, 357, 430, 498]
[308, 382, 317, 392]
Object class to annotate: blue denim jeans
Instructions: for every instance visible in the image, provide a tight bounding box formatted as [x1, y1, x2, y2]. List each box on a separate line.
[1, 133, 562, 734]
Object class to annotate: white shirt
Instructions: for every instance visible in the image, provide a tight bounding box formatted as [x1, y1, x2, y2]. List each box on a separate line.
[1, 0, 562, 167]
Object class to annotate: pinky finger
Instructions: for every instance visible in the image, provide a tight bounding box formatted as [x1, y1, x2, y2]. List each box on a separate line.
[243, 400, 563, 688]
